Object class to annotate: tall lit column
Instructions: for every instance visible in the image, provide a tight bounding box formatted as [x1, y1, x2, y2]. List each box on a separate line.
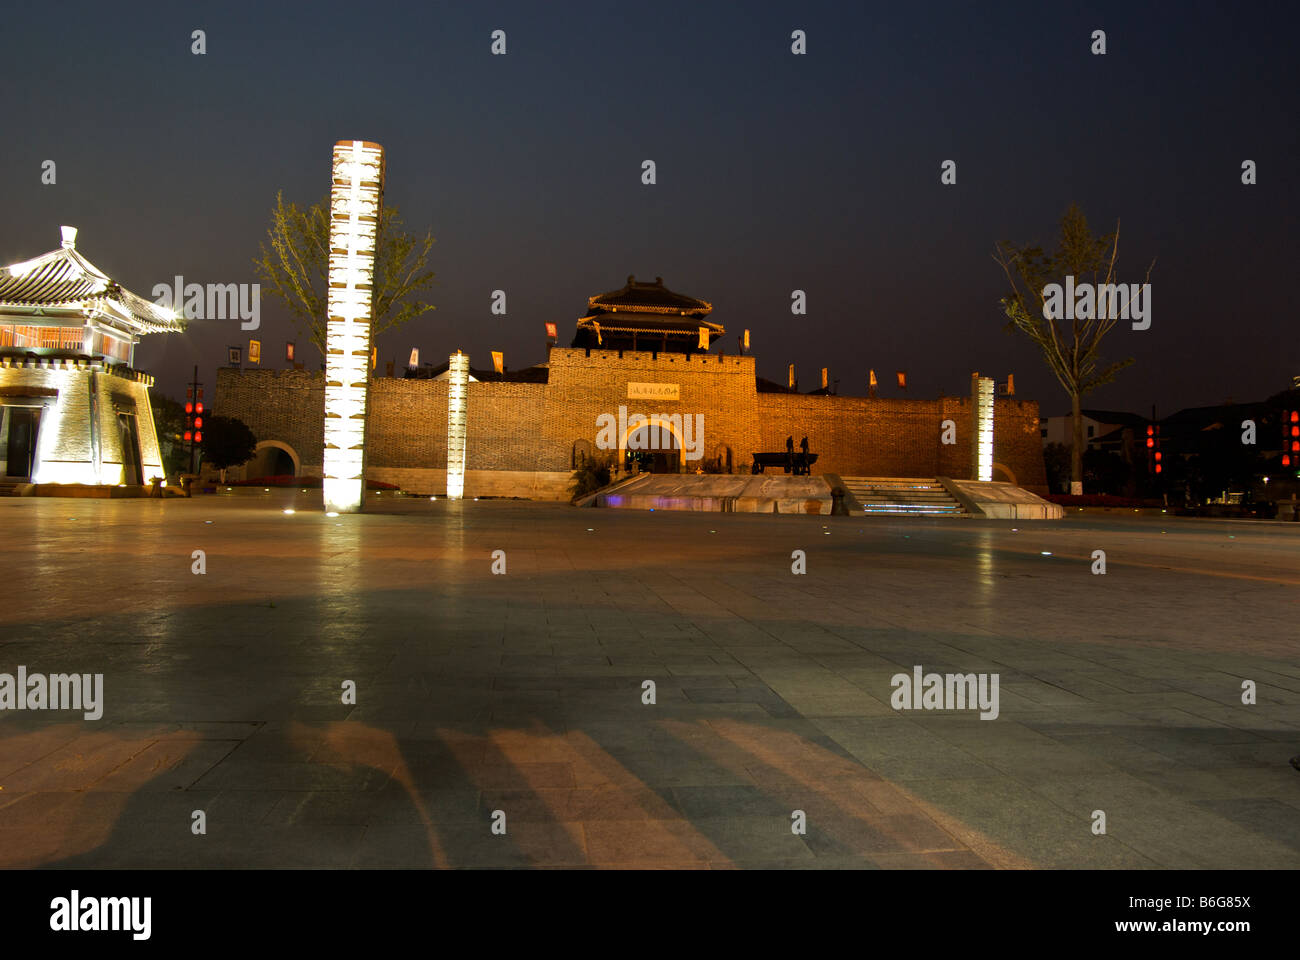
[322, 140, 385, 513]
[446, 351, 469, 500]
[971, 373, 994, 482]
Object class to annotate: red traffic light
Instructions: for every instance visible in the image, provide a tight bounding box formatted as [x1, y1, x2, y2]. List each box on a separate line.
[185, 402, 193, 414]
[194, 431, 202, 443]
[1291, 411, 1299, 423]
[1154, 451, 1162, 462]
[1146, 438, 1155, 448]
[194, 417, 203, 429]
[1146, 425, 1154, 436]
[183, 431, 192, 442]
[1155, 464, 1162, 474]
[196, 402, 204, 414]
[1285, 455, 1293, 467]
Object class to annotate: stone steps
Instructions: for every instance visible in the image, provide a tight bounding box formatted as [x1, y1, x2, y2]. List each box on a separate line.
[839, 477, 970, 518]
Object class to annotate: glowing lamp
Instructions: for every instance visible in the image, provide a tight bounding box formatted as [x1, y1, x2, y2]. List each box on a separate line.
[971, 375, 994, 482]
[322, 139, 386, 514]
[446, 351, 469, 500]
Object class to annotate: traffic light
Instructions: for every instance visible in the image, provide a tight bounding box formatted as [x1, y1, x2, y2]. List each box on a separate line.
[1284, 409, 1299, 468]
[183, 400, 207, 445]
[1146, 424, 1162, 475]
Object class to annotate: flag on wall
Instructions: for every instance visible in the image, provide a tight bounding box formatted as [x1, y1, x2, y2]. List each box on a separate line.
[698, 327, 709, 349]
[787, 363, 795, 389]
[896, 371, 906, 389]
[545, 322, 558, 340]
[743, 329, 750, 351]
[409, 348, 419, 367]
[248, 339, 261, 364]
[492, 351, 504, 374]
[593, 321, 602, 345]
[869, 369, 878, 388]
[1006, 373, 1015, 396]
[286, 341, 295, 363]
[821, 367, 828, 390]
[370, 346, 376, 371]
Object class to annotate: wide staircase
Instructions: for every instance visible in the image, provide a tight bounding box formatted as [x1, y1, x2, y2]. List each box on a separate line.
[839, 477, 970, 518]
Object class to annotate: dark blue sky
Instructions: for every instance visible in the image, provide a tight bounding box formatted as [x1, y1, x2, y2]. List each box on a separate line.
[2, 0, 1296, 415]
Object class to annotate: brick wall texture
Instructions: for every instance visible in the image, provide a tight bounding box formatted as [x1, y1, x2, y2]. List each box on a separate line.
[215, 348, 1047, 496]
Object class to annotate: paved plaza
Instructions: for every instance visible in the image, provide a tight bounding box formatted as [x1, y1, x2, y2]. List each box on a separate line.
[0, 492, 1297, 869]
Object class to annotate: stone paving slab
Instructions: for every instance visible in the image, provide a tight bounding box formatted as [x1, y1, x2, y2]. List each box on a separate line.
[0, 494, 1297, 869]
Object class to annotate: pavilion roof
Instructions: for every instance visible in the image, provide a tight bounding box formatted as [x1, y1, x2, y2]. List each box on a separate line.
[584, 275, 713, 319]
[574, 315, 725, 336]
[0, 227, 183, 336]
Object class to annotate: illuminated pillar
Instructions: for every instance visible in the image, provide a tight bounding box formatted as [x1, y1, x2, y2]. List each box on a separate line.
[322, 140, 385, 513]
[971, 373, 994, 482]
[446, 351, 469, 500]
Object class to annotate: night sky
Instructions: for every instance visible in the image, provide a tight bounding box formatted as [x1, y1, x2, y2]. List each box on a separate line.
[2, 0, 1296, 417]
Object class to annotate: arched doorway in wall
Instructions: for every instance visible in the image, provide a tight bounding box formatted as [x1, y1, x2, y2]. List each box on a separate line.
[622, 417, 682, 473]
[246, 440, 301, 480]
[992, 462, 1017, 485]
[571, 439, 595, 469]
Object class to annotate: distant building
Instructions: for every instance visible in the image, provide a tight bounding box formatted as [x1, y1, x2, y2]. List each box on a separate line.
[0, 227, 182, 485]
[1039, 409, 1148, 448]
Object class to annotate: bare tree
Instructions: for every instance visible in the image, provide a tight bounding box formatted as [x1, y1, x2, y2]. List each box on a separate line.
[994, 204, 1154, 493]
[254, 192, 436, 355]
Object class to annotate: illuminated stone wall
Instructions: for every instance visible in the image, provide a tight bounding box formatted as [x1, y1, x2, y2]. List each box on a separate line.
[0, 360, 164, 484]
[215, 352, 1048, 496]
